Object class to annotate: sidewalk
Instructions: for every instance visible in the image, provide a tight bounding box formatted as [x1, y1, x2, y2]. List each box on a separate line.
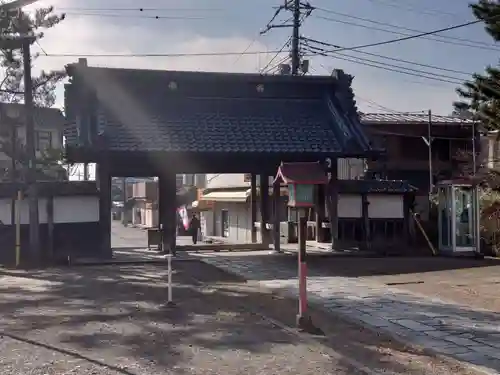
[196, 253, 500, 375]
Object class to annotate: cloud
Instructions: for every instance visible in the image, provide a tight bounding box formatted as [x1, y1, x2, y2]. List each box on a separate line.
[25, 0, 460, 114]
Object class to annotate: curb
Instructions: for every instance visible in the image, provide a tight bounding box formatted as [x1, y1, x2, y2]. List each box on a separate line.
[71, 257, 198, 267]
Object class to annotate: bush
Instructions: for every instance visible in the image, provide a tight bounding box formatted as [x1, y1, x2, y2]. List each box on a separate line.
[479, 188, 500, 256]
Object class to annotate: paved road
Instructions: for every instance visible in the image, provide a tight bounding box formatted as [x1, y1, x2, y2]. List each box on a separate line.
[196, 253, 500, 375]
[112, 221, 193, 249]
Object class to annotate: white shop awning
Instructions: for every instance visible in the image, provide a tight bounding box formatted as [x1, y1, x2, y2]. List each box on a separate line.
[201, 189, 250, 203]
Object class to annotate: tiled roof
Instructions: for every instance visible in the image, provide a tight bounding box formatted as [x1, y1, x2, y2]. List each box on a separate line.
[336, 179, 417, 194]
[360, 113, 475, 125]
[65, 63, 377, 157]
[275, 162, 328, 184]
[0, 181, 98, 198]
[373, 170, 429, 191]
[0, 103, 65, 130]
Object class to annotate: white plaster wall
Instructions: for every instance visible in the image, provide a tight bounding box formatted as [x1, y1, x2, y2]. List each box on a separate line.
[368, 195, 404, 218]
[53, 196, 99, 223]
[337, 195, 362, 218]
[0, 196, 99, 225]
[203, 202, 253, 243]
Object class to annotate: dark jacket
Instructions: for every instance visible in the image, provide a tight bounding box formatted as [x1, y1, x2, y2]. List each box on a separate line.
[189, 217, 200, 231]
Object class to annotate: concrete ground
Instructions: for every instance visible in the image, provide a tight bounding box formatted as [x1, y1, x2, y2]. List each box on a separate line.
[110, 223, 500, 373]
[196, 253, 500, 375]
[0, 259, 484, 375]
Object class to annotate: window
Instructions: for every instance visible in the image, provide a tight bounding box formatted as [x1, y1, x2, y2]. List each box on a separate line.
[35, 130, 53, 151]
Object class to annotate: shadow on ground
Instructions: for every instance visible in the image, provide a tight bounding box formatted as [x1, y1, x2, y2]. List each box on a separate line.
[0, 260, 469, 374]
[192, 254, 500, 373]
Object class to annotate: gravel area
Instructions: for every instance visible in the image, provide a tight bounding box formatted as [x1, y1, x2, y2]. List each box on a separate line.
[0, 260, 488, 375]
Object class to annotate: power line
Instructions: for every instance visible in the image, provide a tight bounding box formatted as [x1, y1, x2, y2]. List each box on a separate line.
[56, 7, 223, 12]
[315, 7, 496, 48]
[307, 17, 483, 53]
[314, 13, 500, 52]
[305, 46, 462, 85]
[62, 12, 209, 20]
[260, 38, 291, 73]
[361, 0, 467, 20]
[303, 39, 465, 83]
[355, 94, 427, 114]
[37, 50, 282, 58]
[304, 37, 472, 76]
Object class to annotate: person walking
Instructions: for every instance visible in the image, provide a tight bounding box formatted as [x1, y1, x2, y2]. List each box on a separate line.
[189, 213, 201, 245]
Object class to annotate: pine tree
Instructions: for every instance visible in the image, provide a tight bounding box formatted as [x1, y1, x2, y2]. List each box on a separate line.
[0, 4, 65, 106]
[0, 4, 66, 181]
[455, 0, 500, 130]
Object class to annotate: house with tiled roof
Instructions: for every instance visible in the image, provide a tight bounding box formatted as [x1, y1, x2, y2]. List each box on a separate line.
[360, 112, 477, 218]
[0, 102, 66, 181]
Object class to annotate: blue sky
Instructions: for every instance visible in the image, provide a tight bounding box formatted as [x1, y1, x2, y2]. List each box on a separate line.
[29, 0, 497, 115]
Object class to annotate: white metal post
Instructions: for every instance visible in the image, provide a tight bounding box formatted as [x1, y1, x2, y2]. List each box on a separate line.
[166, 253, 175, 306]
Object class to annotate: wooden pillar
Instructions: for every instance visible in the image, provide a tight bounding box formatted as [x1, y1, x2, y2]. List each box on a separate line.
[259, 173, 270, 245]
[159, 172, 177, 254]
[327, 159, 339, 250]
[315, 184, 326, 242]
[250, 174, 257, 243]
[46, 195, 54, 261]
[361, 193, 370, 251]
[403, 193, 412, 250]
[272, 180, 281, 252]
[97, 163, 112, 258]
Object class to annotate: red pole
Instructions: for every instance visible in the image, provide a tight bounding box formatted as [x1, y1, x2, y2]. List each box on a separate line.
[298, 216, 308, 317]
[296, 215, 322, 334]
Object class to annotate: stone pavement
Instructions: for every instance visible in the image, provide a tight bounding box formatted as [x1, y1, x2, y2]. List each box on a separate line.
[197, 253, 500, 375]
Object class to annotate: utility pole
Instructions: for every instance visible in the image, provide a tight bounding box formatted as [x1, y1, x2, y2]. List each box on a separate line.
[291, 0, 301, 75]
[23, 38, 40, 260]
[261, 1, 313, 75]
[427, 109, 433, 194]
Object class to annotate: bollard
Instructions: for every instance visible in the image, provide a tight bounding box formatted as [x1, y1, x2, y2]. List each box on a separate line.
[166, 253, 175, 307]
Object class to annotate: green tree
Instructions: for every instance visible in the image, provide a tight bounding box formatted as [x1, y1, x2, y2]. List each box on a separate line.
[0, 3, 66, 181]
[455, 0, 500, 130]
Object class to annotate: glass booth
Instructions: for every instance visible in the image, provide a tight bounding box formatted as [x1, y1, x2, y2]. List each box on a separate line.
[437, 180, 480, 256]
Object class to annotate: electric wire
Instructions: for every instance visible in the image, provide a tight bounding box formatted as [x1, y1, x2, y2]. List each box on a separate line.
[304, 37, 472, 76]
[304, 45, 462, 85]
[37, 50, 283, 58]
[314, 7, 497, 49]
[260, 38, 291, 73]
[314, 14, 500, 52]
[307, 18, 485, 53]
[303, 40, 464, 83]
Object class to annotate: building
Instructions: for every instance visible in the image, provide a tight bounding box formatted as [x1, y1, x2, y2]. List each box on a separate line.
[128, 180, 159, 228]
[0, 102, 66, 180]
[198, 167, 416, 249]
[360, 113, 477, 217]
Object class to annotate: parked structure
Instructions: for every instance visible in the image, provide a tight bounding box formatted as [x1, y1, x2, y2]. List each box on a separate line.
[63, 59, 379, 256]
